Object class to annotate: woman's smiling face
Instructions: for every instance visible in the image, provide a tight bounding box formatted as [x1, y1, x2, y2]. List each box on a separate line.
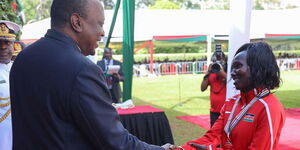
[231, 51, 252, 92]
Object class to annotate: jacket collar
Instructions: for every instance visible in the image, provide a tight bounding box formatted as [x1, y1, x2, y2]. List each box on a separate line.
[44, 29, 81, 52]
[240, 88, 264, 105]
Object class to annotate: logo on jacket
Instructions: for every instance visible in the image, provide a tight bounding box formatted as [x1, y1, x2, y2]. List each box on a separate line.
[243, 113, 255, 122]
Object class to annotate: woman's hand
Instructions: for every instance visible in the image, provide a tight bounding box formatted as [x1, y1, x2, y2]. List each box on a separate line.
[189, 143, 207, 150]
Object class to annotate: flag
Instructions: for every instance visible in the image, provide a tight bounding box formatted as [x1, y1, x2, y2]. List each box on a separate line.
[244, 113, 255, 122]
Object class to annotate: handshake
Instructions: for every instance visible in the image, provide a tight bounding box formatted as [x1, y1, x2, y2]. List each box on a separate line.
[161, 143, 177, 150]
[162, 143, 207, 150]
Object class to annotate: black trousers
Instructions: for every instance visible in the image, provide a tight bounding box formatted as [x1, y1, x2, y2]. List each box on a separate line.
[109, 89, 119, 103]
[210, 111, 220, 127]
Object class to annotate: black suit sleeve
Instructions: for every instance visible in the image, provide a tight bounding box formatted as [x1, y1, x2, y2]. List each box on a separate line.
[70, 64, 163, 150]
[96, 60, 105, 72]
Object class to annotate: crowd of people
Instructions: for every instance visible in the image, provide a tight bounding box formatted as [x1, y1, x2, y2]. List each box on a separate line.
[0, 0, 286, 149]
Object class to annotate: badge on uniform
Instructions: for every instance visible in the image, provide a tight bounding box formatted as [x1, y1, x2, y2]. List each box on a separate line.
[244, 113, 255, 122]
[0, 80, 6, 84]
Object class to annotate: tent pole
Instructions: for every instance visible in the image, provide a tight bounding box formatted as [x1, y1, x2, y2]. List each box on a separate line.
[122, 0, 135, 101]
[206, 34, 212, 68]
[149, 41, 154, 74]
[226, 0, 252, 99]
[105, 0, 121, 48]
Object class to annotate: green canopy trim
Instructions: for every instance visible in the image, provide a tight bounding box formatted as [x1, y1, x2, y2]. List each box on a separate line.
[153, 35, 207, 42]
[265, 34, 300, 39]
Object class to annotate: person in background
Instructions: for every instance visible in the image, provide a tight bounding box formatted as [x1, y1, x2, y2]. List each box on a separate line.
[0, 20, 20, 150]
[97, 47, 124, 103]
[9, 0, 174, 149]
[178, 42, 285, 150]
[201, 44, 227, 127]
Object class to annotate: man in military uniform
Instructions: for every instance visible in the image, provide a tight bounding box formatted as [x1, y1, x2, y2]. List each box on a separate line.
[0, 20, 20, 150]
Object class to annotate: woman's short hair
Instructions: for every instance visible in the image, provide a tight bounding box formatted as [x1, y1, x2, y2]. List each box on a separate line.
[235, 42, 281, 90]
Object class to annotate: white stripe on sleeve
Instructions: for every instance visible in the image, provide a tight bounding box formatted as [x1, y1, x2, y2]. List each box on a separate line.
[259, 99, 274, 150]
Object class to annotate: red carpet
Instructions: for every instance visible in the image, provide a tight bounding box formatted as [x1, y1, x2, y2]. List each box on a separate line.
[176, 108, 300, 150]
[117, 105, 163, 115]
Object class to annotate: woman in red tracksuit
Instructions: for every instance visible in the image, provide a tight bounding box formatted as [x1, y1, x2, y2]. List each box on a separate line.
[178, 42, 285, 150]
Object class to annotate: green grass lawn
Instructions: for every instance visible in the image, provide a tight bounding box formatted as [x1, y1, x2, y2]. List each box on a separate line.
[131, 70, 300, 145]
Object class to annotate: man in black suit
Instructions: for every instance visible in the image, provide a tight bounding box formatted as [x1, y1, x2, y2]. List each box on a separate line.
[97, 47, 123, 103]
[10, 0, 175, 149]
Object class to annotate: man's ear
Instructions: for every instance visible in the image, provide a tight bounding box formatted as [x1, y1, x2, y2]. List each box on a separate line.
[70, 13, 83, 32]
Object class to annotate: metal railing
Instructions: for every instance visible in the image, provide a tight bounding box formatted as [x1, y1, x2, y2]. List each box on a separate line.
[133, 61, 208, 76]
[277, 58, 300, 70]
[133, 58, 300, 77]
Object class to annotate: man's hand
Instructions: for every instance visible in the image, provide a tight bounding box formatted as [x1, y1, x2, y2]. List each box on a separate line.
[112, 73, 122, 80]
[161, 143, 177, 150]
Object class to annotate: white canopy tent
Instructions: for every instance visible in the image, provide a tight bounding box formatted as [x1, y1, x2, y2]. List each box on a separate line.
[21, 9, 300, 43]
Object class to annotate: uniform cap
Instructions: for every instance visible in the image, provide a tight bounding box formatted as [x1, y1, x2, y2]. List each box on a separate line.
[0, 20, 21, 41]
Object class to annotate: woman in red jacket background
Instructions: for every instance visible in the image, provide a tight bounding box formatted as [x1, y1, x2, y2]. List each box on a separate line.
[178, 42, 285, 150]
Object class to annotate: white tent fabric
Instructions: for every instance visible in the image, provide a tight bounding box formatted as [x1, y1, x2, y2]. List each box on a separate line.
[21, 9, 300, 42]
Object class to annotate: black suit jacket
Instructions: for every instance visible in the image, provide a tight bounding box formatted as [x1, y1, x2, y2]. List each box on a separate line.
[10, 29, 163, 150]
[97, 59, 123, 103]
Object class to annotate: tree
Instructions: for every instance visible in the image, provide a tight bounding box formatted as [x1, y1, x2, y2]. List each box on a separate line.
[149, 0, 180, 9]
[254, 0, 264, 10]
[136, 0, 155, 9]
[100, 0, 115, 9]
[0, 0, 19, 23]
[100, 0, 156, 9]
[22, 0, 115, 24]
[0, 0, 24, 39]
[23, 0, 52, 24]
